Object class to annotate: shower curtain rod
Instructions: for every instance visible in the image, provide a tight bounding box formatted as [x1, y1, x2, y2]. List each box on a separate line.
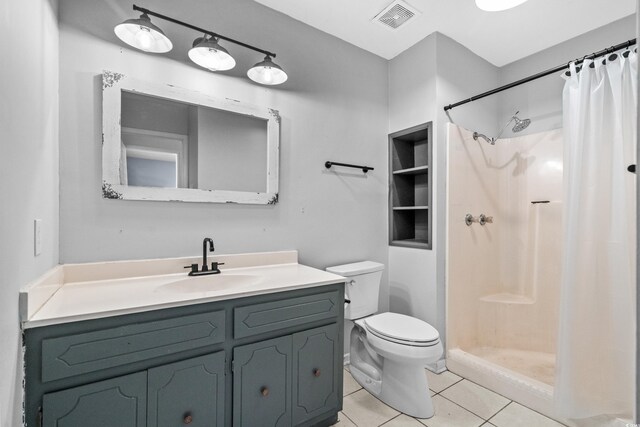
[444, 38, 637, 112]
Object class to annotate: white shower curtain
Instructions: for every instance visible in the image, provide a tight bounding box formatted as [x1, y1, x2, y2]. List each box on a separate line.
[555, 52, 637, 419]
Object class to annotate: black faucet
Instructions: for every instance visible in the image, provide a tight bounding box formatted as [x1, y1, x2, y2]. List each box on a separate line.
[184, 238, 224, 276]
[202, 237, 214, 271]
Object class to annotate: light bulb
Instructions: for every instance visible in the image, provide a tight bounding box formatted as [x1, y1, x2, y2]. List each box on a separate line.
[188, 37, 236, 71]
[475, 0, 528, 11]
[114, 13, 173, 53]
[263, 69, 273, 84]
[247, 56, 288, 85]
[135, 27, 153, 50]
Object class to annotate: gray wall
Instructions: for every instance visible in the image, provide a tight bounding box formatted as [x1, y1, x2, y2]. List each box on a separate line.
[121, 92, 190, 135]
[58, 0, 390, 303]
[498, 15, 636, 137]
[0, 0, 59, 425]
[388, 32, 499, 356]
[197, 107, 267, 192]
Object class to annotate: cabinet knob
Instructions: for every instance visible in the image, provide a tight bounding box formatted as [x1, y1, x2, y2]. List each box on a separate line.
[183, 413, 193, 424]
[313, 368, 321, 377]
[260, 386, 270, 397]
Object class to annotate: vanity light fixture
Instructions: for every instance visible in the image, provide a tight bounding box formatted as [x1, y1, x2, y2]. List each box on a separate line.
[114, 4, 288, 85]
[248, 55, 288, 85]
[188, 36, 236, 71]
[475, 0, 529, 12]
[114, 12, 173, 53]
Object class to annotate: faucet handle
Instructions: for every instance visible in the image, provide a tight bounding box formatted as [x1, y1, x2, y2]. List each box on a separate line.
[210, 262, 225, 273]
[184, 264, 198, 274]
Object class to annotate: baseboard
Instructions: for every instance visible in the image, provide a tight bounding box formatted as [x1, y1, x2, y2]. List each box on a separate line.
[343, 353, 350, 366]
[425, 357, 446, 373]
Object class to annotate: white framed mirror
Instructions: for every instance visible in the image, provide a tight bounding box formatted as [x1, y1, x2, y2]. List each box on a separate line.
[102, 71, 280, 204]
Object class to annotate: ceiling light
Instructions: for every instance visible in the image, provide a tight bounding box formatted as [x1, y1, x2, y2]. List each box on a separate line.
[475, 0, 528, 12]
[188, 36, 236, 71]
[247, 56, 288, 85]
[114, 13, 172, 53]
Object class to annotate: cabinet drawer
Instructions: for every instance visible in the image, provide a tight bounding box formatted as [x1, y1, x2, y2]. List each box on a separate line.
[234, 291, 340, 339]
[42, 310, 225, 382]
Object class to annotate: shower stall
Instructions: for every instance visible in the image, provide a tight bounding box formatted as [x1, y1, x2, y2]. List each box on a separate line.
[446, 123, 565, 418]
[445, 41, 636, 426]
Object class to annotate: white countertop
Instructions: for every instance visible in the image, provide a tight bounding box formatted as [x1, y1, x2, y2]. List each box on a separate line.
[20, 251, 346, 329]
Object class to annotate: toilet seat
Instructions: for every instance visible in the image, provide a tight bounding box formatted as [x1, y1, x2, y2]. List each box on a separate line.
[364, 312, 440, 347]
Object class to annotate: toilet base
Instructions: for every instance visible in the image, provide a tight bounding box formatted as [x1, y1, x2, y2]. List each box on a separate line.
[378, 359, 434, 418]
[348, 316, 441, 419]
[350, 358, 435, 419]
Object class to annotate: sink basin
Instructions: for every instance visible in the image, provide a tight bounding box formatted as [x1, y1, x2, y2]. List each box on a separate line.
[157, 274, 261, 294]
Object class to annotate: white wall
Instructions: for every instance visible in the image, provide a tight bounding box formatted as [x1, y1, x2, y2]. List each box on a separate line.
[0, 0, 59, 425]
[388, 33, 499, 352]
[58, 0, 390, 299]
[498, 15, 636, 138]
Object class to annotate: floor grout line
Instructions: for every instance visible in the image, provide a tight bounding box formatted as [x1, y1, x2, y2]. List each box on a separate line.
[437, 384, 513, 422]
[431, 375, 464, 394]
[377, 413, 402, 426]
[450, 374, 514, 403]
[485, 400, 512, 424]
[437, 393, 491, 421]
[343, 387, 363, 398]
[339, 410, 357, 426]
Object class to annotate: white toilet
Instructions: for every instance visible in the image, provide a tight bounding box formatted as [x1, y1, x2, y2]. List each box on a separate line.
[327, 261, 443, 419]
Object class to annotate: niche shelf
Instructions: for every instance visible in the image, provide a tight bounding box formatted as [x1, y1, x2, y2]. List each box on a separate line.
[389, 122, 432, 249]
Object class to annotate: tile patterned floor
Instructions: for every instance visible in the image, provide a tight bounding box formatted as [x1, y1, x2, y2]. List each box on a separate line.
[336, 368, 565, 427]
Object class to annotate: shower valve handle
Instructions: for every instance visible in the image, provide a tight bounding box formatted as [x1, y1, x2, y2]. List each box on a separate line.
[479, 214, 493, 225]
[465, 214, 478, 226]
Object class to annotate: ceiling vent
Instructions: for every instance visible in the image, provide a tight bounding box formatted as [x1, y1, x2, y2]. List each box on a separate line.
[372, 1, 419, 30]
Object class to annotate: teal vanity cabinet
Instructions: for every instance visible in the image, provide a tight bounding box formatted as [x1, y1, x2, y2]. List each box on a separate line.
[42, 371, 148, 427]
[232, 324, 340, 427]
[24, 283, 344, 427]
[233, 335, 293, 427]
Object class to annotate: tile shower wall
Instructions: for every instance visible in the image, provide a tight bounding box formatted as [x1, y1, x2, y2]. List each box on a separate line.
[447, 124, 563, 356]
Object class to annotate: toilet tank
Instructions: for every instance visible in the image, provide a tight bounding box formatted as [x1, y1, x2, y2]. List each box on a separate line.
[326, 261, 385, 320]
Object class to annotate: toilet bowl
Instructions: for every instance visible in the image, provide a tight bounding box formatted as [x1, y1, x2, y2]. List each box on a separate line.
[326, 261, 443, 419]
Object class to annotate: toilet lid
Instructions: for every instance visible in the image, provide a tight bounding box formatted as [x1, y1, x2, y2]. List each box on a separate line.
[364, 312, 440, 344]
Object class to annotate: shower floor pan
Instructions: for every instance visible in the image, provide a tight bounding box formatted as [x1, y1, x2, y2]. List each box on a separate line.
[466, 346, 555, 385]
[447, 347, 557, 422]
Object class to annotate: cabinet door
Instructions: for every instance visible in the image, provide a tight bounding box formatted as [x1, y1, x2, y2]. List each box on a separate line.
[42, 371, 146, 427]
[148, 352, 225, 427]
[233, 336, 292, 427]
[292, 324, 340, 424]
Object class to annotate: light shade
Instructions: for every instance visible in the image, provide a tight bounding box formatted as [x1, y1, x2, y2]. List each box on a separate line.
[475, 0, 528, 11]
[188, 36, 236, 71]
[114, 13, 173, 53]
[247, 56, 288, 85]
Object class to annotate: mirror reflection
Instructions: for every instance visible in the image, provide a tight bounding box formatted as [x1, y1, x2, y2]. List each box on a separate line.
[121, 91, 268, 193]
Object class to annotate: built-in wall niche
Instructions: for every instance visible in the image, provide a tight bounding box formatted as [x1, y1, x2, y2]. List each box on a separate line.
[389, 122, 432, 249]
[102, 71, 280, 204]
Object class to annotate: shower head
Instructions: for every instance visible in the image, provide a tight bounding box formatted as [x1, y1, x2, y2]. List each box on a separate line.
[512, 116, 531, 133]
[473, 110, 532, 145]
